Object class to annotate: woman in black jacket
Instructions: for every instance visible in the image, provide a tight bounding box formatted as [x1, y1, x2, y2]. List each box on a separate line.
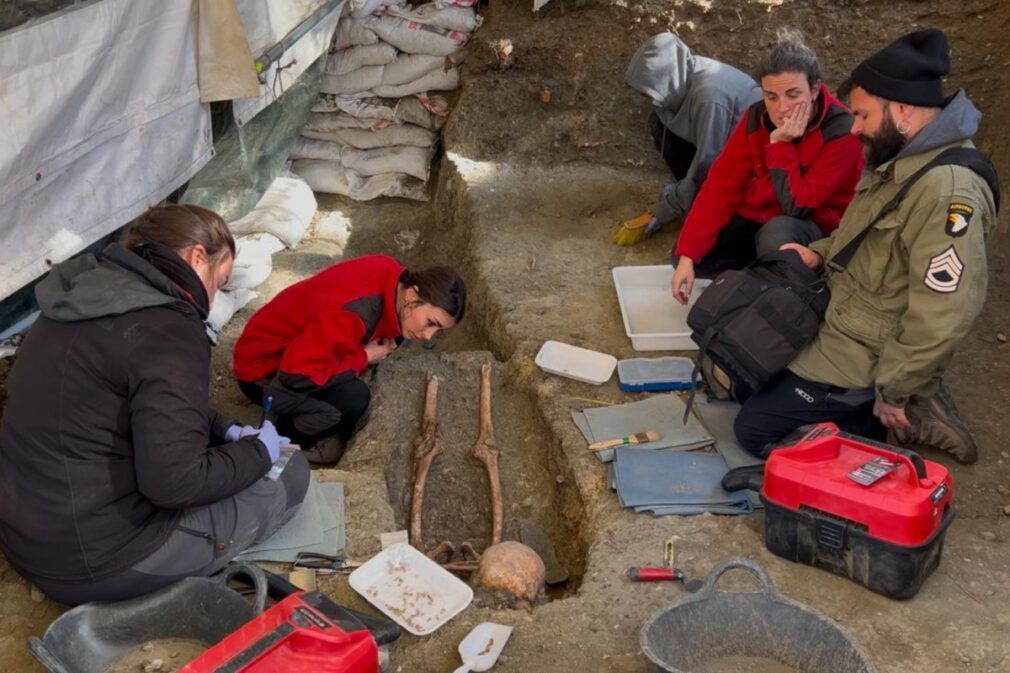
[0, 205, 309, 605]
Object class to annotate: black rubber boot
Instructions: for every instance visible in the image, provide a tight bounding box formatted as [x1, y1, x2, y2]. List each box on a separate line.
[721, 464, 765, 492]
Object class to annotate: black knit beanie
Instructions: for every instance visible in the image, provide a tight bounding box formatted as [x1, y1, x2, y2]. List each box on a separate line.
[850, 28, 950, 107]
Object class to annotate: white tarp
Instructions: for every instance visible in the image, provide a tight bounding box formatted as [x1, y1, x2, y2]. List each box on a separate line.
[232, 0, 344, 126]
[0, 0, 212, 302]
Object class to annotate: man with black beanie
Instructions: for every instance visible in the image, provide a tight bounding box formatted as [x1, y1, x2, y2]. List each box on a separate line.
[733, 28, 999, 465]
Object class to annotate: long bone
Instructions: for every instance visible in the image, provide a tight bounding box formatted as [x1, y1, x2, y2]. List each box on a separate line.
[408, 373, 443, 553]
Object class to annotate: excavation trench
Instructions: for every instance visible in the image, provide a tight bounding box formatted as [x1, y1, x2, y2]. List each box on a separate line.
[328, 159, 589, 602]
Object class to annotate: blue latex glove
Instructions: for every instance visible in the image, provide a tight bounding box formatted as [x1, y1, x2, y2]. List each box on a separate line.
[644, 217, 661, 235]
[661, 182, 676, 199]
[237, 420, 290, 463]
[224, 423, 242, 443]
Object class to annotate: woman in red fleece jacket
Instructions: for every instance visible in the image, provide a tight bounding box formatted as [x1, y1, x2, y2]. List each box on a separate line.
[233, 255, 466, 464]
[671, 29, 864, 304]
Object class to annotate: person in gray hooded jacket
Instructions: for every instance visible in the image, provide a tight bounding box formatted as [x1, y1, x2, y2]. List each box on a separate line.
[0, 205, 309, 605]
[614, 33, 761, 245]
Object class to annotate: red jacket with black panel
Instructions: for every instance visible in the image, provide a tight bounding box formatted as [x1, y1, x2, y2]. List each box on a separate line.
[674, 86, 864, 263]
[233, 255, 405, 391]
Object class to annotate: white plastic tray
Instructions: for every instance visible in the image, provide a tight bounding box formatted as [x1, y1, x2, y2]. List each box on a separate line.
[535, 340, 617, 385]
[349, 542, 473, 636]
[612, 265, 711, 351]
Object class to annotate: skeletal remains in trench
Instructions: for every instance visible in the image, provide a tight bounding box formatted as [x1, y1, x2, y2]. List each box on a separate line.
[409, 363, 546, 605]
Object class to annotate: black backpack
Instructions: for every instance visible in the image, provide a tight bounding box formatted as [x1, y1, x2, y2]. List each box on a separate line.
[686, 147, 1000, 408]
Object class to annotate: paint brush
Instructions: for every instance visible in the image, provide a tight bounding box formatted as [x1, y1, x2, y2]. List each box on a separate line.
[258, 395, 273, 429]
[587, 430, 661, 451]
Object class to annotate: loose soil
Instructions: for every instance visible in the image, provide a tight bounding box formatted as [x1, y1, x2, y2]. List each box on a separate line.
[3, 1, 1010, 673]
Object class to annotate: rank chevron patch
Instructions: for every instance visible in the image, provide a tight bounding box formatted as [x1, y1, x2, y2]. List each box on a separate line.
[923, 245, 964, 294]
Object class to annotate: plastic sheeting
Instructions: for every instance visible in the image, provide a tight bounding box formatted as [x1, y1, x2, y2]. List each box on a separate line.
[182, 58, 325, 223]
[232, 0, 344, 126]
[0, 0, 213, 302]
[0, 0, 78, 33]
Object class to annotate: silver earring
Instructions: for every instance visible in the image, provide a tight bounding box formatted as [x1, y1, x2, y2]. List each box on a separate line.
[896, 120, 911, 135]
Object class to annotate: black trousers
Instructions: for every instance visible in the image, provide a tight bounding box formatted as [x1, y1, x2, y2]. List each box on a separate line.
[648, 110, 696, 180]
[734, 371, 885, 457]
[694, 216, 762, 277]
[239, 377, 371, 448]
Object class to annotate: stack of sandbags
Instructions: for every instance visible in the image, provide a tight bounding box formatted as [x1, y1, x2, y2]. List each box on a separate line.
[291, 0, 479, 201]
[206, 174, 317, 340]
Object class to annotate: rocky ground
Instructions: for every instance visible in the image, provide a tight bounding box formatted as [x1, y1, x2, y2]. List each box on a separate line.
[3, 0, 1010, 672]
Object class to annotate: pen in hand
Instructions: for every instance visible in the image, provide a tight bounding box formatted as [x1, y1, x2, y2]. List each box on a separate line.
[258, 395, 273, 430]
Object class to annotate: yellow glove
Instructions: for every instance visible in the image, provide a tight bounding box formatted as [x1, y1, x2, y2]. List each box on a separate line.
[612, 212, 656, 246]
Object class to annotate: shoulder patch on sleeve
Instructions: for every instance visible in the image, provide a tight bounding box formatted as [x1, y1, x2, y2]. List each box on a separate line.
[923, 245, 964, 293]
[945, 203, 974, 238]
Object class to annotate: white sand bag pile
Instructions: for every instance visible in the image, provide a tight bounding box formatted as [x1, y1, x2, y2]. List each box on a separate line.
[293, 0, 479, 199]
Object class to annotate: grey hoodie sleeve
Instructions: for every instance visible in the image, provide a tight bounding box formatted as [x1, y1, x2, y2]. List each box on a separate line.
[653, 101, 738, 225]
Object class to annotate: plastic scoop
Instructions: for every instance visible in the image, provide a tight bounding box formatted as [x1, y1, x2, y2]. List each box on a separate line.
[452, 622, 513, 673]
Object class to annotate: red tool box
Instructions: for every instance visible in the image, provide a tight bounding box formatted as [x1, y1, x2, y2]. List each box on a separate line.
[761, 423, 954, 599]
[180, 590, 379, 673]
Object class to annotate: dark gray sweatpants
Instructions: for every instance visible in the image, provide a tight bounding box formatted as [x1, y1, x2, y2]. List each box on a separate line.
[31, 452, 310, 605]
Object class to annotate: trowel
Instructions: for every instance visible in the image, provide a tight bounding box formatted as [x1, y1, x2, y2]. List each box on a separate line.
[452, 622, 513, 673]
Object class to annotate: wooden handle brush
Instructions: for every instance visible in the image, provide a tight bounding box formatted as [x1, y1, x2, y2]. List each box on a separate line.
[587, 430, 660, 451]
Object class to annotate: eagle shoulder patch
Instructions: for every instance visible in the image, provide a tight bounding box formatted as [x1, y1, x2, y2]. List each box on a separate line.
[945, 203, 974, 237]
[923, 245, 964, 293]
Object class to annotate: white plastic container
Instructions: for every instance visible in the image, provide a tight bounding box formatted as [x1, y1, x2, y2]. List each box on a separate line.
[535, 340, 617, 385]
[612, 265, 711, 351]
[349, 542, 473, 636]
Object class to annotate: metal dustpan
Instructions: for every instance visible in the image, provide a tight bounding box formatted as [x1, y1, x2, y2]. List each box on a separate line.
[28, 563, 400, 673]
[640, 558, 877, 673]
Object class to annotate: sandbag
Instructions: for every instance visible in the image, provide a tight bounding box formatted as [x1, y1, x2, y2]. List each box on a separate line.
[291, 138, 432, 181]
[228, 175, 316, 249]
[326, 42, 397, 76]
[291, 137, 348, 161]
[395, 95, 448, 131]
[207, 288, 259, 340]
[293, 160, 430, 201]
[324, 96, 398, 118]
[303, 111, 379, 130]
[333, 17, 378, 50]
[226, 234, 276, 291]
[304, 111, 381, 135]
[301, 123, 437, 149]
[347, 0, 406, 19]
[320, 64, 385, 95]
[381, 53, 446, 86]
[371, 67, 459, 97]
[342, 145, 434, 181]
[387, 2, 482, 32]
[310, 95, 448, 131]
[368, 15, 468, 56]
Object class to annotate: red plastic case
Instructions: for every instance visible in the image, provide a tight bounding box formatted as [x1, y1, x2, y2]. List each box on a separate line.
[761, 423, 953, 599]
[180, 590, 379, 673]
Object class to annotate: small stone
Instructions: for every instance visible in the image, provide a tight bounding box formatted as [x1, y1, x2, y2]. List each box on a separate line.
[141, 643, 155, 652]
[143, 659, 165, 673]
[1002, 504, 1010, 516]
[980, 531, 996, 541]
[555, 474, 565, 484]
[539, 89, 552, 103]
[1001, 451, 1010, 460]
[959, 653, 971, 664]
[997, 485, 1010, 496]
[996, 332, 1007, 343]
